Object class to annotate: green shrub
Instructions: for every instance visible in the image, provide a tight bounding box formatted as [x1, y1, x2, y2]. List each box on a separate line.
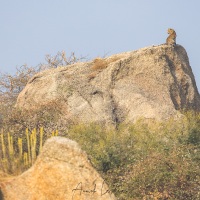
[188, 128, 200, 146]
[65, 116, 200, 200]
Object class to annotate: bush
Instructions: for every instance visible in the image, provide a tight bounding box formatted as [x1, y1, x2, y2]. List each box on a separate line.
[188, 128, 200, 146]
[64, 116, 200, 200]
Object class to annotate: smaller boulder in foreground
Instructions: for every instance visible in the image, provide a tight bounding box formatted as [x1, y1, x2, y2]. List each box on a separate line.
[0, 137, 116, 200]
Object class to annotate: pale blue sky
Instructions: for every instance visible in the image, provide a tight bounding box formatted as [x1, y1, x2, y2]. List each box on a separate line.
[0, 1, 200, 91]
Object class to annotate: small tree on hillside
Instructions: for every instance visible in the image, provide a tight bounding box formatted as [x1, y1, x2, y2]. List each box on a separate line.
[0, 64, 37, 107]
[0, 51, 84, 107]
[41, 51, 83, 69]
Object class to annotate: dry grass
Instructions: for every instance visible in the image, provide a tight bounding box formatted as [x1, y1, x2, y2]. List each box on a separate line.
[91, 56, 120, 71]
[91, 57, 108, 71]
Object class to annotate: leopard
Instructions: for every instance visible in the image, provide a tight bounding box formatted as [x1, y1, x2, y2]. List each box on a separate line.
[166, 28, 177, 46]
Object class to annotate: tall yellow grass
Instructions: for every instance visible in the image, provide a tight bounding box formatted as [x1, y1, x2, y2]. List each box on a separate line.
[0, 128, 58, 175]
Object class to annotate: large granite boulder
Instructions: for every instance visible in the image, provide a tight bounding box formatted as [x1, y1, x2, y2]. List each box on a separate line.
[16, 44, 200, 124]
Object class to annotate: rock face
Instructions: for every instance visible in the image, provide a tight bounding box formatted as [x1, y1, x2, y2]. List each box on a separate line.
[16, 44, 200, 124]
[0, 137, 116, 200]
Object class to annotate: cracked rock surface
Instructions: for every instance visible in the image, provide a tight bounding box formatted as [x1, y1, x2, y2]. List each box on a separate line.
[16, 44, 200, 125]
[0, 137, 116, 200]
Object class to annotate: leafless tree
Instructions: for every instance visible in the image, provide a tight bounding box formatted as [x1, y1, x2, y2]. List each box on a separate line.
[0, 51, 85, 130]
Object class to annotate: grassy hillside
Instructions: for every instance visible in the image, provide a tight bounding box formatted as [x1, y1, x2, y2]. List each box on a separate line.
[0, 112, 200, 199]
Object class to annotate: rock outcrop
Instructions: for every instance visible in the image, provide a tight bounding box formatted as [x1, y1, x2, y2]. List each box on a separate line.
[0, 137, 116, 200]
[16, 44, 200, 124]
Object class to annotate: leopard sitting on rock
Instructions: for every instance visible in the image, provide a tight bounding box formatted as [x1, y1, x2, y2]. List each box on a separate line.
[166, 28, 177, 46]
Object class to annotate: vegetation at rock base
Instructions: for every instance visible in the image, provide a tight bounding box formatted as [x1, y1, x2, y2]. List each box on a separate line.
[0, 113, 200, 200]
[66, 115, 200, 200]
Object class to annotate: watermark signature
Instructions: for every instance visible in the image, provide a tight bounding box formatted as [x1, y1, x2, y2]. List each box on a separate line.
[72, 181, 112, 199]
